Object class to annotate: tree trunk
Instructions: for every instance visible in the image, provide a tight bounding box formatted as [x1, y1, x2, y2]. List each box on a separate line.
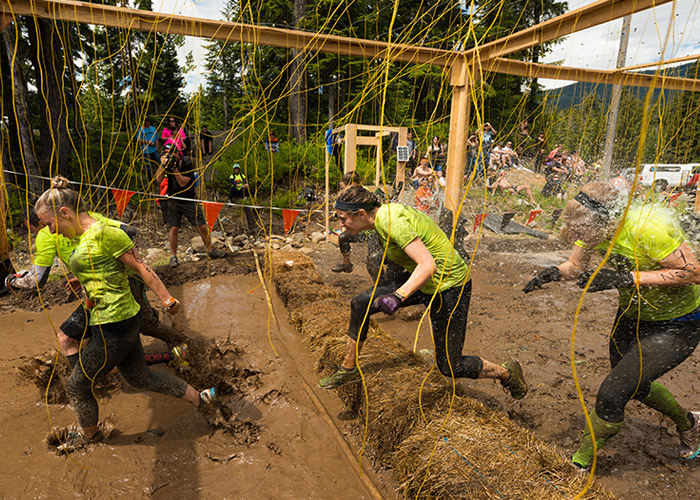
[328, 81, 335, 126]
[28, 18, 71, 178]
[288, 0, 306, 143]
[2, 26, 43, 196]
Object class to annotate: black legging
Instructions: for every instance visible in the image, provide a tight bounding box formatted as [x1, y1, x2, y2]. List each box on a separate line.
[348, 272, 482, 379]
[65, 314, 189, 429]
[596, 309, 700, 422]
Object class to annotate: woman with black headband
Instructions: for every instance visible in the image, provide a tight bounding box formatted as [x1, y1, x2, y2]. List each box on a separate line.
[318, 185, 528, 399]
[523, 181, 700, 468]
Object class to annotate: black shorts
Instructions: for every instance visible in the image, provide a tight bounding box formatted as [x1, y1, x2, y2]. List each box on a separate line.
[166, 200, 205, 228]
[60, 304, 90, 340]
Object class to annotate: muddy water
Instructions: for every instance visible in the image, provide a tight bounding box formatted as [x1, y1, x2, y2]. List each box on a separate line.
[0, 275, 392, 499]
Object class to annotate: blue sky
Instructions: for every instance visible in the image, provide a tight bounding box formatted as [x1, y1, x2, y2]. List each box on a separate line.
[151, 0, 700, 92]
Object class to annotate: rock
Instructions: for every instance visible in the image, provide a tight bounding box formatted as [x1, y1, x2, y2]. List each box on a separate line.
[233, 234, 248, 243]
[310, 232, 325, 244]
[289, 233, 305, 246]
[270, 234, 286, 241]
[299, 247, 313, 255]
[184, 247, 194, 255]
[396, 304, 426, 321]
[282, 244, 294, 252]
[271, 243, 281, 250]
[211, 236, 226, 249]
[190, 236, 207, 253]
[255, 241, 266, 248]
[210, 230, 225, 239]
[243, 242, 253, 250]
[145, 248, 161, 260]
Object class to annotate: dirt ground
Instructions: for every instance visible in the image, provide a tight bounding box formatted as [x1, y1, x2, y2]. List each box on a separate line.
[3, 221, 700, 499]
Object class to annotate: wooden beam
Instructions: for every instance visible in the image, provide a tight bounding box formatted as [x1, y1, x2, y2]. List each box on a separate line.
[466, 0, 674, 63]
[0, 13, 11, 31]
[356, 136, 380, 146]
[344, 124, 357, 174]
[396, 127, 407, 190]
[2, 0, 453, 67]
[618, 54, 700, 73]
[485, 58, 700, 92]
[444, 61, 473, 214]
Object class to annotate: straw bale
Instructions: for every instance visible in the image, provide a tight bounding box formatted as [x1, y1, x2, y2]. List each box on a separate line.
[267, 250, 316, 277]
[269, 250, 616, 499]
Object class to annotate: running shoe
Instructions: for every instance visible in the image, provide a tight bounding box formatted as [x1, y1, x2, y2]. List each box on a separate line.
[169, 256, 180, 268]
[208, 247, 226, 259]
[331, 263, 353, 273]
[500, 359, 528, 400]
[679, 411, 700, 459]
[57, 429, 103, 455]
[169, 343, 189, 369]
[318, 366, 360, 389]
[199, 387, 219, 407]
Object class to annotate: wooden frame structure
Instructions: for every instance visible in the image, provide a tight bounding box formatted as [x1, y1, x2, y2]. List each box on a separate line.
[323, 124, 408, 235]
[1, 0, 699, 243]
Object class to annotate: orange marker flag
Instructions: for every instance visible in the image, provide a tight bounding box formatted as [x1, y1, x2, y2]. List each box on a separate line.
[527, 209, 543, 225]
[473, 213, 487, 233]
[202, 201, 224, 231]
[110, 188, 135, 218]
[282, 209, 301, 235]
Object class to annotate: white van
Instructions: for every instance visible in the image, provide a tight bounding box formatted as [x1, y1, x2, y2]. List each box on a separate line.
[639, 164, 700, 191]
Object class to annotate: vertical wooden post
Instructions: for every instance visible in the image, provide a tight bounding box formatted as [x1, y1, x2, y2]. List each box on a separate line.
[0, 14, 11, 32]
[344, 124, 357, 174]
[694, 183, 700, 213]
[444, 60, 472, 214]
[0, 141, 11, 279]
[375, 132, 381, 187]
[325, 140, 330, 239]
[396, 127, 407, 188]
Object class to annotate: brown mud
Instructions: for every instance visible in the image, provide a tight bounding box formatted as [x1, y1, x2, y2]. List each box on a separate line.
[3, 231, 700, 498]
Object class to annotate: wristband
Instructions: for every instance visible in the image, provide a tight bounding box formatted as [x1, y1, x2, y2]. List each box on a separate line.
[394, 287, 408, 301]
[163, 297, 177, 309]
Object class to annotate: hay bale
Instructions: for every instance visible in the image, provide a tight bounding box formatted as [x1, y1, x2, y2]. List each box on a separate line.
[267, 250, 316, 277]
[269, 250, 616, 499]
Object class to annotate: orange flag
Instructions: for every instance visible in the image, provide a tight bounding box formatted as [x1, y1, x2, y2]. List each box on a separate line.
[202, 201, 224, 230]
[473, 213, 487, 233]
[110, 188, 135, 218]
[282, 209, 301, 235]
[527, 209, 543, 225]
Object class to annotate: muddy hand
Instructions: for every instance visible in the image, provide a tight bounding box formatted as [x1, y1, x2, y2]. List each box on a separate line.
[65, 277, 81, 295]
[523, 266, 561, 293]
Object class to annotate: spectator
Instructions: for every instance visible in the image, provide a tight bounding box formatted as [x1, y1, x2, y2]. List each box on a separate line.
[502, 141, 518, 167]
[466, 131, 478, 178]
[156, 144, 226, 267]
[228, 164, 249, 202]
[161, 117, 187, 153]
[412, 158, 437, 190]
[137, 116, 159, 179]
[200, 125, 213, 156]
[490, 144, 504, 169]
[534, 131, 546, 173]
[541, 172, 566, 200]
[426, 136, 445, 177]
[490, 168, 537, 205]
[415, 175, 438, 214]
[477, 122, 497, 177]
[264, 131, 279, 153]
[406, 131, 417, 173]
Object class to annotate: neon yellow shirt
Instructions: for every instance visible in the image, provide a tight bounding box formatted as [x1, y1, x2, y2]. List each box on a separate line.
[373, 203, 469, 295]
[69, 221, 140, 325]
[32, 213, 124, 267]
[577, 203, 700, 320]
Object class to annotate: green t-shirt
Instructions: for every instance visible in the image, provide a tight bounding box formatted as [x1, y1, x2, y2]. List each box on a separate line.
[32, 213, 124, 268]
[577, 203, 700, 321]
[373, 203, 470, 294]
[69, 221, 140, 326]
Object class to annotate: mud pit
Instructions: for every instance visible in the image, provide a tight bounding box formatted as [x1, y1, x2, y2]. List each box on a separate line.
[4, 237, 700, 499]
[0, 271, 389, 499]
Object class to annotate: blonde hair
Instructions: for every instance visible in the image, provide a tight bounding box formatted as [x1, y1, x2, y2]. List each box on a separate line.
[34, 176, 82, 215]
[562, 181, 621, 240]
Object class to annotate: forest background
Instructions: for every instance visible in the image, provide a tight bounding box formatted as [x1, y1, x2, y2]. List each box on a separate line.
[1, 0, 699, 217]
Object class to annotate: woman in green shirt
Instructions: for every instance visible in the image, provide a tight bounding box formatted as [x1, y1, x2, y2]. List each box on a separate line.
[523, 181, 700, 468]
[318, 185, 528, 400]
[34, 176, 216, 453]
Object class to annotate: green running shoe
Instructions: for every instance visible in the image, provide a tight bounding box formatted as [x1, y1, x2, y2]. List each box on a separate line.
[318, 366, 360, 389]
[501, 359, 528, 400]
[169, 343, 189, 369]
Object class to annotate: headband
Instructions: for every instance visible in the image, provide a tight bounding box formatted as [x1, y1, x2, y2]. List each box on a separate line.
[574, 191, 613, 221]
[335, 201, 377, 212]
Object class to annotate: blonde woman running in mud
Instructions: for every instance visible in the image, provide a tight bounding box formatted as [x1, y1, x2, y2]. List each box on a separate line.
[34, 176, 217, 453]
[523, 181, 700, 468]
[318, 185, 528, 399]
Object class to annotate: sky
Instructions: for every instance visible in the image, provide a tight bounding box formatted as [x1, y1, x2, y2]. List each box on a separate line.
[150, 0, 700, 92]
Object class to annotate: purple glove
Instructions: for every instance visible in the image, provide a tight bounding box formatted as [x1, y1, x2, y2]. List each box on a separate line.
[373, 293, 402, 315]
